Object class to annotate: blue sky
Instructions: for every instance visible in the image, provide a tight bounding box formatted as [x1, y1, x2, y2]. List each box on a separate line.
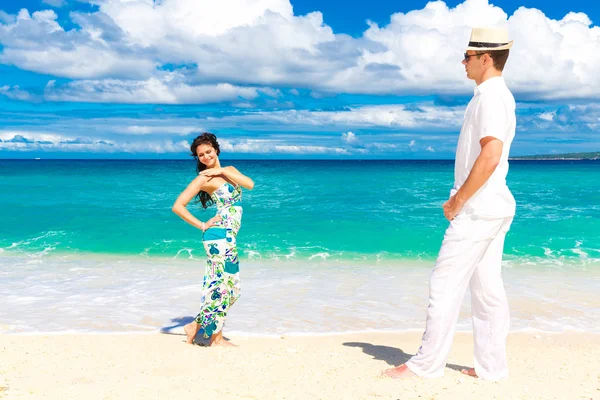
[0, 0, 599, 159]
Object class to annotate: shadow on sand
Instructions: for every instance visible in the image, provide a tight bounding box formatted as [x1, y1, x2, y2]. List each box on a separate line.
[343, 342, 470, 372]
[160, 316, 207, 345]
[160, 316, 195, 335]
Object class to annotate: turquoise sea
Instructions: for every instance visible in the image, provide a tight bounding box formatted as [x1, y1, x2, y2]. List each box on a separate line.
[1, 159, 599, 335]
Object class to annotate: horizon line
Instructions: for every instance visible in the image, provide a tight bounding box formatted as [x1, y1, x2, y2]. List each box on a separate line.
[1, 158, 597, 162]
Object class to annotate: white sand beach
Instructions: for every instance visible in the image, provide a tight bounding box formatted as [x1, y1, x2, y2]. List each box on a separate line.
[0, 331, 598, 400]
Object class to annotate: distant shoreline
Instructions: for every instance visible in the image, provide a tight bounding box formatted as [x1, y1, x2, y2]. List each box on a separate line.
[1, 157, 599, 161]
[510, 151, 600, 161]
[509, 157, 600, 161]
[2, 150, 600, 161]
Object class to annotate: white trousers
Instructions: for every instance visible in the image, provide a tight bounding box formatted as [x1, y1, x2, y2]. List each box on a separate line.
[406, 214, 513, 381]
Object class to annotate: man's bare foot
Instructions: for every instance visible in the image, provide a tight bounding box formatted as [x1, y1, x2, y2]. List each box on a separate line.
[461, 368, 478, 378]
[382, 364, 417, 379]
[184, 322, 200, 344]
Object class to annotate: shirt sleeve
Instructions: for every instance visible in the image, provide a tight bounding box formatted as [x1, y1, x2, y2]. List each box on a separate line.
[476, 93, 509, 143]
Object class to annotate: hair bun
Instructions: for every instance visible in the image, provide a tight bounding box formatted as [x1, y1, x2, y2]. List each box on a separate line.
[199, 132, 217, 141]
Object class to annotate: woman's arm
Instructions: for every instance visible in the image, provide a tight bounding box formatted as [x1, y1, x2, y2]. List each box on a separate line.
[200, 166, 254, 190]
[172, 175, 220, 231]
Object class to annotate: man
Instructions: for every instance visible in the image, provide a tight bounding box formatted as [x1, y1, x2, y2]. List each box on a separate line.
[383, 27, 517, 381]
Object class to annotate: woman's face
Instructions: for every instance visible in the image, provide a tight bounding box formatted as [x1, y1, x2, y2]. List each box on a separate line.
[196, 143, 218, 168]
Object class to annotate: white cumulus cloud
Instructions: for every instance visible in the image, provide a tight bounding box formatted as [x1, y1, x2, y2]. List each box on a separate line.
[0, 130, 191, 153]
[42, 0, 67, 8]
[0, 85, 37, 101]
[0, 10, 15, 24]
[217, 104, 464, 129]
[44, 78, 259, 104]
[342, 131, 357, 143]
[219, 138, 349, 155]
[0, 0, 598, 103]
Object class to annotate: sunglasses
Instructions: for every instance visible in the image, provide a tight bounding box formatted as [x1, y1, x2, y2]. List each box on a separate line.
[463, 52, 488, 62]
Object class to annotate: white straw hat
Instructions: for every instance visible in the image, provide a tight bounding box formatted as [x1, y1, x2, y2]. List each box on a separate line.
[466, 27, 513, 51]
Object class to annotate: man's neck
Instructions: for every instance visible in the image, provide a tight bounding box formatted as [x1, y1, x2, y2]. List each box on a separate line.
[475, 69, 502, 86]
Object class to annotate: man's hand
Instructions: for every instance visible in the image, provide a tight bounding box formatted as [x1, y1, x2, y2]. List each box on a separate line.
[443, 195, 465, 221]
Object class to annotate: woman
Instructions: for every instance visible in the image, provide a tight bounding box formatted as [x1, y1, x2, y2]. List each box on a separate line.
[172, 132, 254, 346]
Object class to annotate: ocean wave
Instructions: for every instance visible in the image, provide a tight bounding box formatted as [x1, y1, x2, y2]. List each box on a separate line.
[308, 252, 332, 260]
[1, 231, 66, 254]
[172, 248, 195, 260]
[0, 253, 598, 335]
[3, 246, 600, 268]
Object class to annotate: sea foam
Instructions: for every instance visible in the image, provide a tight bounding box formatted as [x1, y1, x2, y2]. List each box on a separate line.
[1, 254, 598, 335]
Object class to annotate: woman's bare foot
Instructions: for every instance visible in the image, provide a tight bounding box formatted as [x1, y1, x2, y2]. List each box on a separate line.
[381, 364, 417, 379]
[210, 339, 237, 347]
[209, 331, 237, 347]
[184, 322, 200, 344]
[461, 368, 478, 378]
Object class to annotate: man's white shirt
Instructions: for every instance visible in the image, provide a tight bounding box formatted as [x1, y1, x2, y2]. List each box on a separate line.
[452, 76, 516, 218]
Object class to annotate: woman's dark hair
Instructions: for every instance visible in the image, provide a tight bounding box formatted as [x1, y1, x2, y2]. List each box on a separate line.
[190, 132, 220, 209]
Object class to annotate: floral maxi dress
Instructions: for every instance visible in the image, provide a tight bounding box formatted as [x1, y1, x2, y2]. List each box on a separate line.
[195, 182, 243, 337]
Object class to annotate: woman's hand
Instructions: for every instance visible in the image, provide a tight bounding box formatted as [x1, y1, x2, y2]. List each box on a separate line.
[218, 166, 255, 190]
[199, 168, 225, 177]
[200, 166, 254, 190]
[202, 214, 222, 231]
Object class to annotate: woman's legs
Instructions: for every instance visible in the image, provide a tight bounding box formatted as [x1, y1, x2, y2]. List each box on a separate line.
[186, 229, 240, 345]
[184, 320, 201, 344]
[208, 330, 237, 347]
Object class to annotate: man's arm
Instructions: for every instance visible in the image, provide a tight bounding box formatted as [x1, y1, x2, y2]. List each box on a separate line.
[443, 136, 503, 221]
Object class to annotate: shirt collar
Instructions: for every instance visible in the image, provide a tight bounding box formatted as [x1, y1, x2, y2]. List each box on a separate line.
[474, 76, 504, 95]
